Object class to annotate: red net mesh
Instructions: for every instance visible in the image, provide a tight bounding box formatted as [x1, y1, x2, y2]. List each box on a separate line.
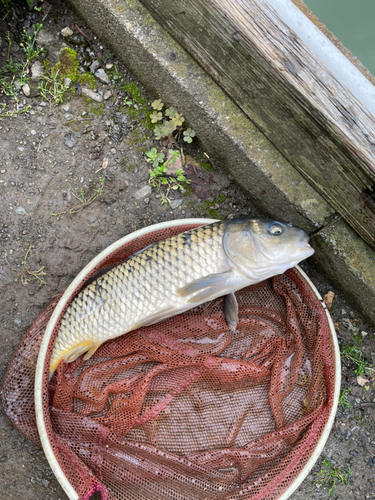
[2, 223, 336, 500]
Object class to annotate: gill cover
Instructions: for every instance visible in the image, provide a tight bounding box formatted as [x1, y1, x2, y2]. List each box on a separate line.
[223, 219, 294, 281]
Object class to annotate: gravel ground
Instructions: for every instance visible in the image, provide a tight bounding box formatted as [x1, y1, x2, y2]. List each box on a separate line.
[0, 2, 374, 499]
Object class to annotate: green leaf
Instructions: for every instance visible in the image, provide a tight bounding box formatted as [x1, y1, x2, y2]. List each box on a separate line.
[183, 128, 196, 143]
[146, 147, 158, 159]
[171, 113, 185, 127]
[165, 107, 177, 118]
[184, 128, 196, 137]
[154, 125, 163, 140]
[150, 110, 163, 123]
[151, 99, 164, 110]
[161, 121, 176, 137]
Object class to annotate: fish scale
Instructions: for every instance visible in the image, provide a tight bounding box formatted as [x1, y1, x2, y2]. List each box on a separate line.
[50, 222, 226, 375]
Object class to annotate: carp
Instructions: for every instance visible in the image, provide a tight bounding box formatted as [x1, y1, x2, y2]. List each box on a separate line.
[49, 218, 314, 376]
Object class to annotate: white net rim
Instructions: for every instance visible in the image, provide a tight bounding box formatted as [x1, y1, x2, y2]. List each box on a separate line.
[34, 218, 341, 500]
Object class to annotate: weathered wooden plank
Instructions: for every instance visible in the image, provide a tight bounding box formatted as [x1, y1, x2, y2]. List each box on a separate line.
[139, 0, 375, 249]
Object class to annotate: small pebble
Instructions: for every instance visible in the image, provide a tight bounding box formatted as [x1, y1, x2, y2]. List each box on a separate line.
[22, 84, 31, 97]
[103, 90, 112, 100]
[30, 130, 36, 136]
[144, 197, 150, 205]
[81, 88, 103, 103]
[133, 186, 152, 199]
[64, 135, 76, 148]
[63, 77, 72, 88]
[94, 68, 110, 84]
[14, 316, 21, 327]
[106, 63, 113, 69]
[90, 60, 101, 74]
[30, 60, 44, 81]
[61, 27, 73, 37]
[15, 206, 27, 215]
[169, 199, 183, 209]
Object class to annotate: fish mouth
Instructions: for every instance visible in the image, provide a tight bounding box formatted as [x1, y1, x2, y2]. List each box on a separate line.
[298, 239, 315, 257]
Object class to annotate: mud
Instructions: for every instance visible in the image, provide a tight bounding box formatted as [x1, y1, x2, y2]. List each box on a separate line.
[0, 1, 374, 499]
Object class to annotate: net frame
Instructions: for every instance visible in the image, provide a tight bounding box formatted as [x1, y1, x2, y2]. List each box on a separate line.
[30, 218, 340, 500]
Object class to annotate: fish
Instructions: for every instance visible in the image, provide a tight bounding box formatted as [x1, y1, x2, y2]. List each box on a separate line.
[49, 218, 314, 376]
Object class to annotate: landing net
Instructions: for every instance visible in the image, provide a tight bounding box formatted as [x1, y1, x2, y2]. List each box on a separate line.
[2, 223, 336, 500]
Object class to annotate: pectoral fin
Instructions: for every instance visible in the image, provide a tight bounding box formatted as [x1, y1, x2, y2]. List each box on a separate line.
[177, 271, 233, 303]
[224, 292, 238, 331]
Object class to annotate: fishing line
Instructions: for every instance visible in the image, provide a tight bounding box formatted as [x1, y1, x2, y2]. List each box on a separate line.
[308, 187, 375, 239]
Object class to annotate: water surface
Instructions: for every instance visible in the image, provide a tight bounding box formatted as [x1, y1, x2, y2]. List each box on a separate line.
[304, 0, 375, 76]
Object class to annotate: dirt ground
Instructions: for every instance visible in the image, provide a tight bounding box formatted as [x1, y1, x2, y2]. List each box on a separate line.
[0, 1, 374, 499]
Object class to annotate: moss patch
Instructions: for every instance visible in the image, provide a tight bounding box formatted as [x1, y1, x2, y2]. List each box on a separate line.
[53, 48, 80, 82]
[77, 72, 96, 89]
[89, 102, 105, 116]
[122, 81, 152, 128]
[196, 195, 227, 219]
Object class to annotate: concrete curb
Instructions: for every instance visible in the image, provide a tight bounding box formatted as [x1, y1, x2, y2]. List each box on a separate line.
[67, 0, 375, 325]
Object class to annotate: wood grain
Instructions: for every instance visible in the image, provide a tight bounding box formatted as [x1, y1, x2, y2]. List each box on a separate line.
[139, 0, 375, 248]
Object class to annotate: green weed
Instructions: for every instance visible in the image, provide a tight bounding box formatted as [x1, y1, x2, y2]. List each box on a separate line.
[183, 128, 196, 143]
[38, 69, 70, 104]
[20, 23, 44, 64]
[0, 0, 10, 16]
[314, 459, 351, 495]
[150, 99, 195, 143]
[342, 343, 372, 377]
[0, 25, 44, 101]
[0, 34, 23, 76]
[145, 147, 165, 167]
[51, 178, 105, 220]
[146, 148, 190, 205]
[0, 103, 31, 117]
[338, 388, 352, 409]
[5, 244, 46, 286]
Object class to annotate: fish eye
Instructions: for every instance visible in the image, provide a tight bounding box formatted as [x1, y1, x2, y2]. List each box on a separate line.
[267, 222, 283, 236]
